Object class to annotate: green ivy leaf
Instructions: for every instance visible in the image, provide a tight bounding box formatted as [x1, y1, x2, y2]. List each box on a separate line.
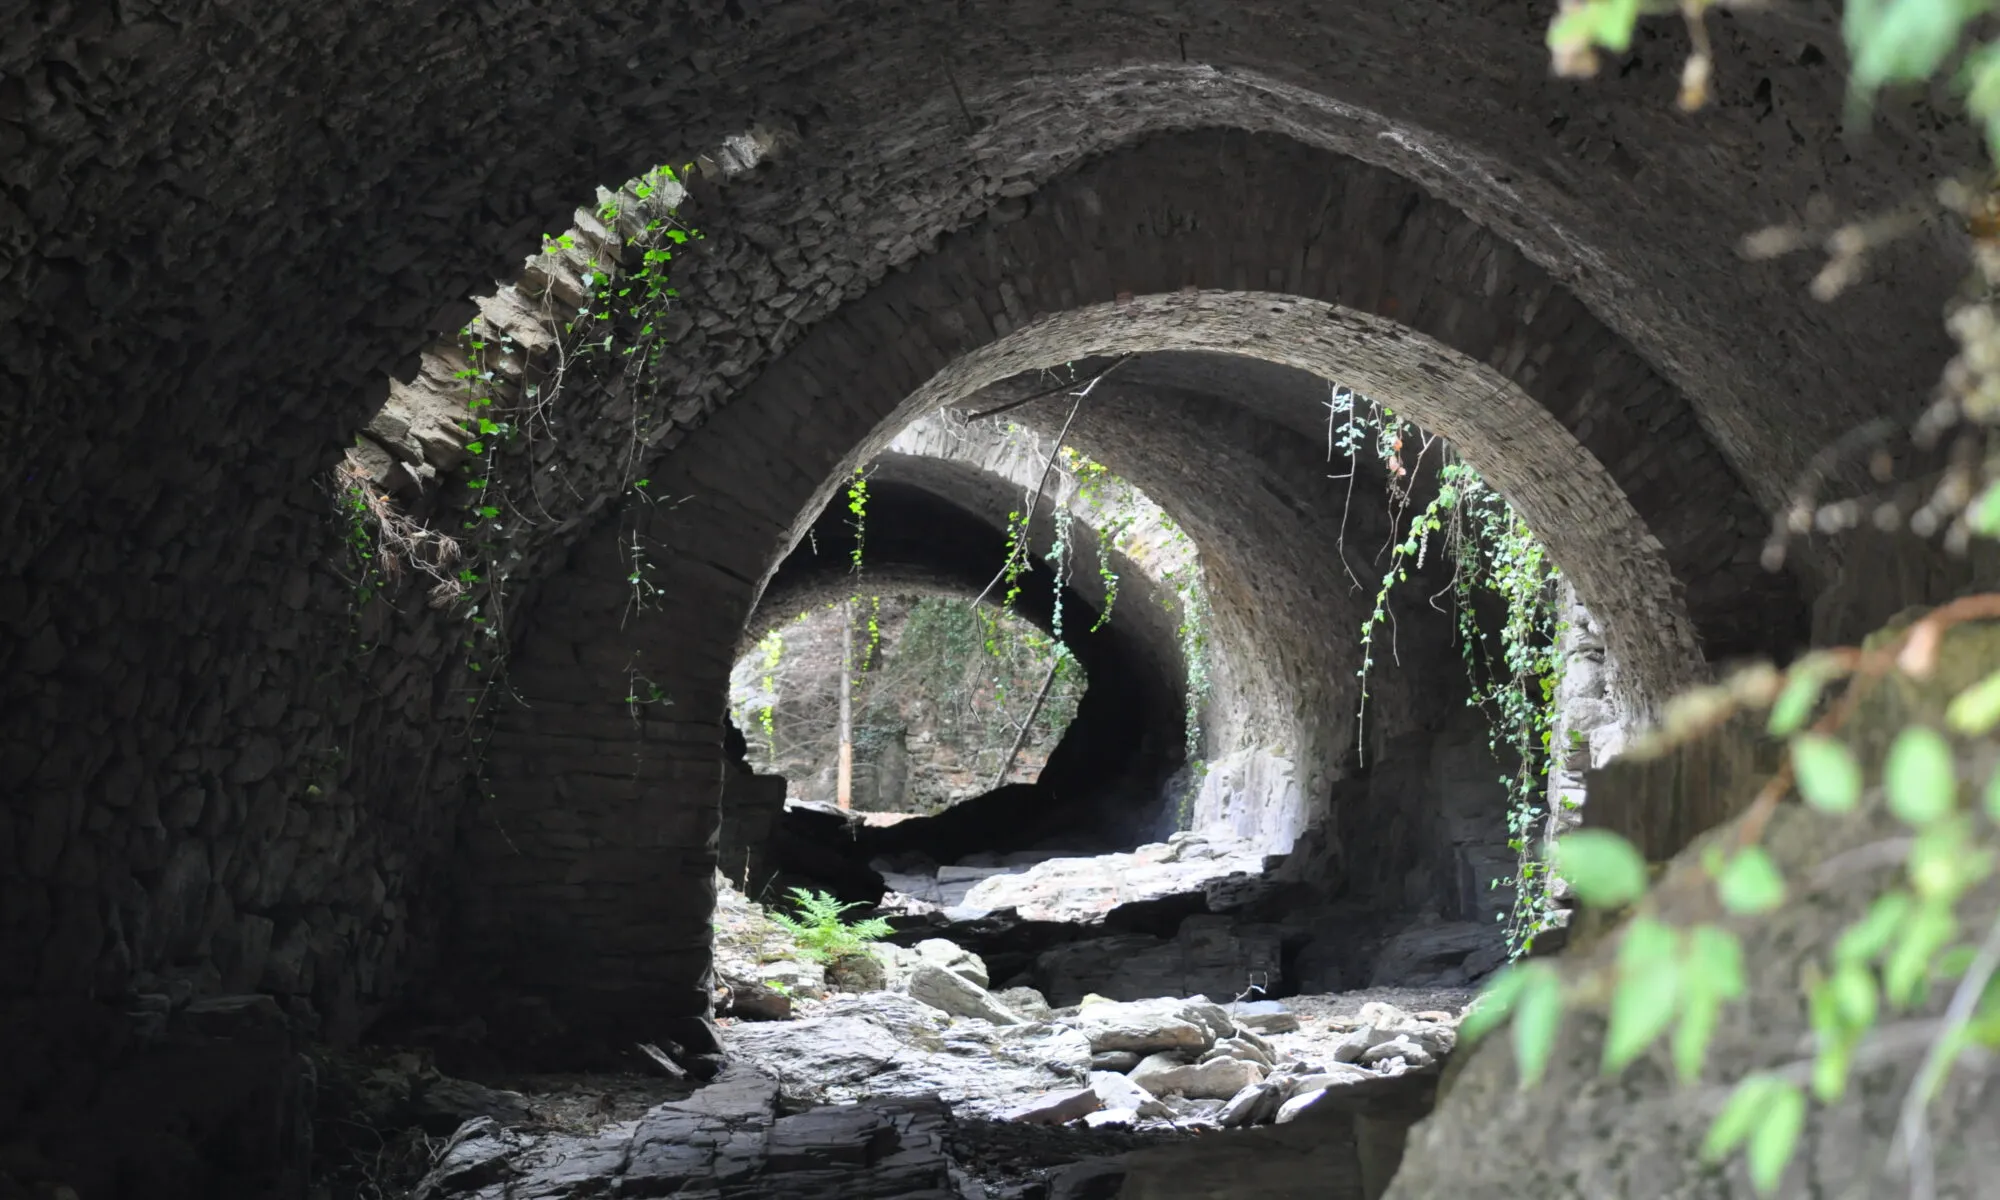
[1746, 1081, 1806, 1195]
[1885, 726, 1957, 827]
[1836, 891, 1913, 965]
[1831, 961, 1879, 1030]
[1884, 898, 1958, 1009]
[1672, 991, 1721, 1086]
[1847, 0, 1978, 96]
[1460, 964, 1532, 1045]
[1947, 668, 2000, 734]
[1511, 965, 1565, 1089]
[1553, 829, 1649, 909]
[1791, 734, 1862, 813]
[1604, 918, 1680, 1074]
[1703, 1075, 1780, 1161]
[1716, 847, 1787, 915]
[464, 440, 486, 455]
[1768, 657, 1836, 735]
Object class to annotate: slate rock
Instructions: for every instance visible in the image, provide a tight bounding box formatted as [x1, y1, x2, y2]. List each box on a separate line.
[1068, 998, 1221, 1055]
[1004, 1086, 1101, 1125]
[1129, 1051, 1266, 1100]
[908, 964, 1022, 1024]
[1227, 999, 1301, 1034]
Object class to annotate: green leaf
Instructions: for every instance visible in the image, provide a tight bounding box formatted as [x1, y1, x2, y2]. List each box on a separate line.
[1768, 657, 1835, 735]
[1553, 829, 1649, 909]
[1511, 965, 1565, 1089]
[1947, 669, 2000, 734]
[1885, 726, 1957, 827]
[1548, 0, 1643, 54]
[1746, 1081, 1806, 1194]
[1791, 734, 1862, 813]
[1847, 0, 1977, 95]
[1687, 925, 1748, 998]
[1884, 898, 1957, 1008]
[464, 440, 486, 455]
[1604, 918, 1680, 1073]
[1716, 847, 1787, 915]
[1461, 965, 1532, 1045]
[1836, 891, 1914, 965]
[1672, 991, 1722, 1085]
[1703, 1075, 1780, 1161]
[1831, 962, 1879, 1029]
[1986, 764, 2000, 824]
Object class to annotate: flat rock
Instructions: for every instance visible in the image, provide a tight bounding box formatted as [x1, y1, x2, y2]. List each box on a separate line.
[1089, 1070, 1172, 1118]
[1068, 998, 1222, 1055]
[1227, 1000, 1301, 1034]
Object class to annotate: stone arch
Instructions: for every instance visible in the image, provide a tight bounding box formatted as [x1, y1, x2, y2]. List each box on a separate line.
[456, 128, 1811, 1041]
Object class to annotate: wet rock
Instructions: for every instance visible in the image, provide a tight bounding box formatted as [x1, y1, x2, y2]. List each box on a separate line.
[908, 964, 1023, 1024]
[1004, 1086, 1101, 1125]
[1090, 1050, 1142, 1072]
[411, 1077, 538, 1134]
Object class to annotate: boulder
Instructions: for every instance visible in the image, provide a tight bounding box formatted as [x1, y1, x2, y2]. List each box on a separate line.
[914, 939, 989, 988]
[1129, 1052, 1266, 1100]
[1003, 1087, 1101, 1125]
[1206, 1035, 1273, 1069]
[721, 981, 793, 1021]
[1359, 1035, 1434, 1070]
[1283, 1064, 1377, 1099]
[992, 1022, 1094, 1077]
[907, 964, 1022, 1025]
[1330, 1027, 1373, 1063]
[755, 959, 827, 997]
[1274, 1089, 1326, 1124]
[993, 986, 1054, 1022]
[1088, 1070, 1172, 1118]
[1217, 1080, 1285, 1128]
[1068, 998, 1221, 1055]
[824, 950, 886, 992]
[1227, 1000, 1301, 1035]
[1090, 1051, 1142, 1073]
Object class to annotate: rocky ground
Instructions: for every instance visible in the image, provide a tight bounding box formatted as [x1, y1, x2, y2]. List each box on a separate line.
[315, 874, 1476, 1199]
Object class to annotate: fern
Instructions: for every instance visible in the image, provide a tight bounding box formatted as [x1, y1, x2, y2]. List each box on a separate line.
[767, 887, 894, 962]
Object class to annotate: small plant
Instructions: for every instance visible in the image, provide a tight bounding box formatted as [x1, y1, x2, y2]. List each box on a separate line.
[767, 887, 894, 963]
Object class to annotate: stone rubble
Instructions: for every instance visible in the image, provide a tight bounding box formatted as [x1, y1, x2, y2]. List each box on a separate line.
[399, 879, 1474, 1198]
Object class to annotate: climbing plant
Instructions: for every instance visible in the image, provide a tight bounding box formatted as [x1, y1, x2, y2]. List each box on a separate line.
[1334, 392, 1568, 957]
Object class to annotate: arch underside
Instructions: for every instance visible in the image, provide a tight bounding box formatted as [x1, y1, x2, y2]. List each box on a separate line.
[11, 9, 1935, 1093]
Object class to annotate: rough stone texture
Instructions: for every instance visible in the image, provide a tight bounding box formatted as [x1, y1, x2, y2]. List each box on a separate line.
[413, 1068, 969, 1199]
[4, 1, 1994, 1185]
[1385, 620, 2000, 1199]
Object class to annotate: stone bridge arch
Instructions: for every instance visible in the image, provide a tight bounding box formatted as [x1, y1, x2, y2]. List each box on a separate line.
[451, 127, 1810, 1043]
